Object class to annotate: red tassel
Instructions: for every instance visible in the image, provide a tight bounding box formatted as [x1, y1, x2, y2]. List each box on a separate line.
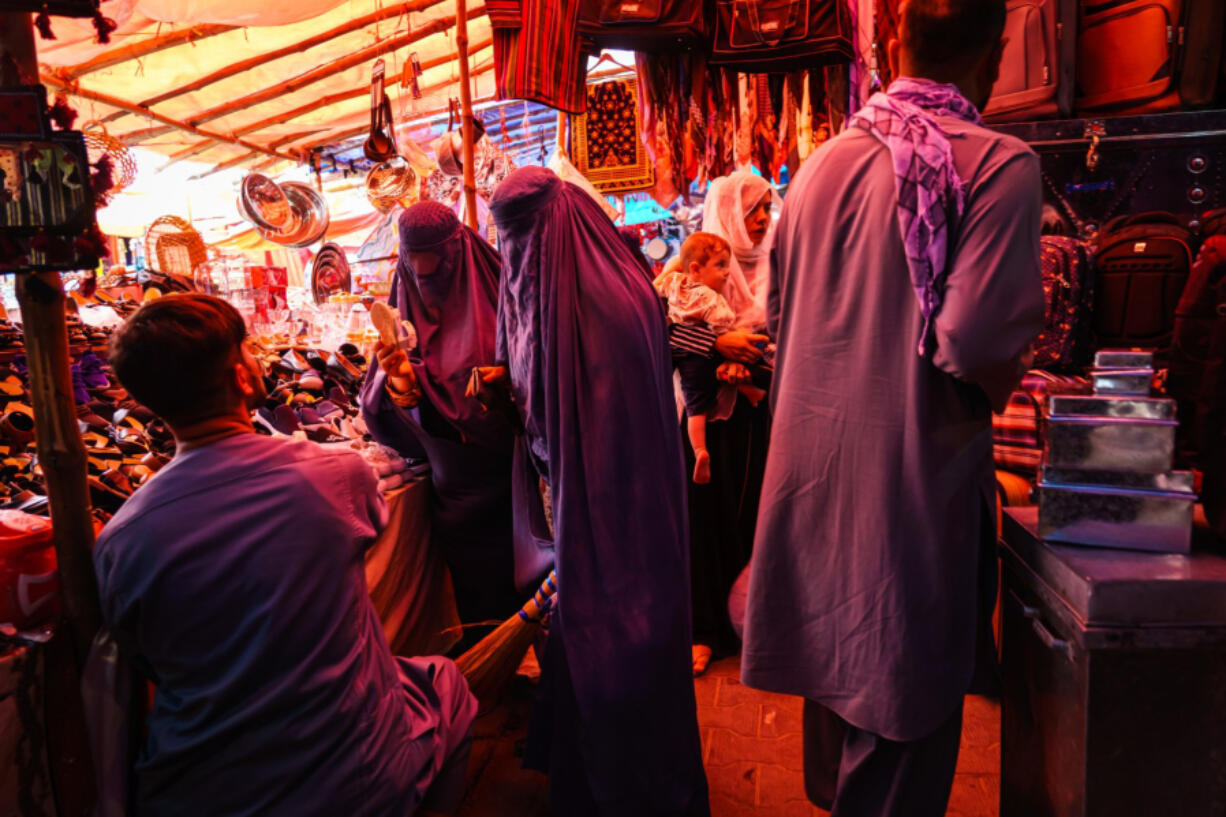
[48, 96, 78, 130]
[35, 11, 56, 40]
[91, 154, 115, 207]
[92, 12, 117, 45]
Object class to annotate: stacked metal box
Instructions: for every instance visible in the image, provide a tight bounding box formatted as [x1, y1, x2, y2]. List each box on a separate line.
[1038, 349, 1199, 553]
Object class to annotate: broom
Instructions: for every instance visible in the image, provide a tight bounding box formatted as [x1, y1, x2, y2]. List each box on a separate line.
[455, 570, 556, 707]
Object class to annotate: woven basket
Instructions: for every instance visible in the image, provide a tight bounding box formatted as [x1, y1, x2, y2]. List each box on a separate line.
[145, 215, 208, 278]
[81, 121, 138, 204]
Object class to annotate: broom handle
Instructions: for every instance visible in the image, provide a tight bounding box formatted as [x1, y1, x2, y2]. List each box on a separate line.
[517, 570, 557, 623]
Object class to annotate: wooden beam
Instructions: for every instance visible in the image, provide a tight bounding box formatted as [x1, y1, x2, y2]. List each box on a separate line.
[277, 60, 497, 155]
[192, 7, 485, 128]
[59, 24, 236, 79]
[162, 41, 493, 167]
[137, 0, 450, 109]
[122, 8, 486, 146]
[456, 0, 478, 231]
[40, 72, 302, 164]
[4, 12, 102, 667]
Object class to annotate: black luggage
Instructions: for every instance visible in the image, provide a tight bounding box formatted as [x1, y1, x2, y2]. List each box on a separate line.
[1092, 211, 1193, 353]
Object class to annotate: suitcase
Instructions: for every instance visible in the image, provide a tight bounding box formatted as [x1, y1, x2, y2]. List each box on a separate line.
[577, 0, 709, 52]
[710, 0, 855, 73]
[1033, 235, 1095, 371]
[1178, 0, 1226, 107]
[1076, 0, 1183, 115]
[1092, 211, 1193, 353]
[984, 0, 1076, 122]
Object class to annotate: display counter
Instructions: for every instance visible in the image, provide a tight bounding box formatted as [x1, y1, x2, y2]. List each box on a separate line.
[999, 507, 1226, 817]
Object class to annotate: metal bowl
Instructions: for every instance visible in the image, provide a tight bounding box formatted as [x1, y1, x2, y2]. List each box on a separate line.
[239, 173, 292, 230]
[366, 156, 418, 214]
[257, 182, 330, 248]
[310, 243, 351, 304]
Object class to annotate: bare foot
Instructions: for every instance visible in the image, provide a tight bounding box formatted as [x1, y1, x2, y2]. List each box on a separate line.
[693, 448, 711, 484]
[692, 644, 713, 676]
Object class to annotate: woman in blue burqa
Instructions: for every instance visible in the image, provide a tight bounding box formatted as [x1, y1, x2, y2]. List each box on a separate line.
[484, 166, 709, 815]
[361, 201, 531, 626]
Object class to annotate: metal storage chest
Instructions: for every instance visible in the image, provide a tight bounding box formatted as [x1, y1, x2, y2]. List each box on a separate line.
[1000, 507, 1226, 816]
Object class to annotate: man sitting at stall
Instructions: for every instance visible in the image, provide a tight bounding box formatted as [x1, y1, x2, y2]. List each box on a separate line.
[94, 293, 476, 817]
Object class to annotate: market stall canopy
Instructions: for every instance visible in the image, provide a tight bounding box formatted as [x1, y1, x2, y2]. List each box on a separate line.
[35, 0, 498, 175]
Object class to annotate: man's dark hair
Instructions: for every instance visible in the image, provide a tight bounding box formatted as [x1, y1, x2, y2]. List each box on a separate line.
[109, 293, 248, 426]
[902, 0, 1007, 80]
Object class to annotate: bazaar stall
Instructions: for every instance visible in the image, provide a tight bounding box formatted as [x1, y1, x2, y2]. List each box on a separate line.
[2, 0, 1226, 814]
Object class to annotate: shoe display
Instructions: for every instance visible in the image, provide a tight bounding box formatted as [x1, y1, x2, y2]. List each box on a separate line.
[0, 319, 373, 524]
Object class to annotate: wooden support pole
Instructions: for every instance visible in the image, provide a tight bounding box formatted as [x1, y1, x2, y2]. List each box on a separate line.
[137, 0, 451, 110]
[455, 0, 478, 231]
[14, 272, 100, 662]
[162, 40, 493, 169]
[39, 72, 302, 164]
[194, 6, 486, 133]
[2, 14, 101, 671]
[62, 23, 236, 80]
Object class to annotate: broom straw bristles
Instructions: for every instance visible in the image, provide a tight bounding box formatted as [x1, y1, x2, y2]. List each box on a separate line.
[456, 571, 556, 704]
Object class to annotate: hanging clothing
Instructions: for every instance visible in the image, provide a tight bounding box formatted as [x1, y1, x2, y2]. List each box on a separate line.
[849, 77, 985, 356]
[701, 171, 778, 330]
[490, 166, 709, 817]
[360, 203, 525, 622]
[93, 434, 476, 817]
[492, 0, 587, 114]
[742, 105, 1044, 749]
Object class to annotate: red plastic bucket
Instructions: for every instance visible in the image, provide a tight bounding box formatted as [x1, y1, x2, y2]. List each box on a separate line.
[0, 511, 58, 631]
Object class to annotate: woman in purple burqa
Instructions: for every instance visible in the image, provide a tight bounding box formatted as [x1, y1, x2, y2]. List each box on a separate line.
[361, 202, 534, 624]
[488, 167, 709, 816]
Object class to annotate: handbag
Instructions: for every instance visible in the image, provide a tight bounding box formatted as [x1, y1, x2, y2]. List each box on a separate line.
[578, 0, 708, 52]
[711, 0, 854, 72]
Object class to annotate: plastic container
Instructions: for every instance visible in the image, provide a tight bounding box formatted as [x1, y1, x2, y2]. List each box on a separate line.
[0, 510, 58, 631]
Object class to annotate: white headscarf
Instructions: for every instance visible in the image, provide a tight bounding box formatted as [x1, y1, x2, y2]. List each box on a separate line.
[701, 171, 778, 330]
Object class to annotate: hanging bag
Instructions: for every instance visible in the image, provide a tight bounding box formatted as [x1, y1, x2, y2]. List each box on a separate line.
[983, 0, 1076, 122]
[1076, 0, 1183, 114]
[1092, 211, 1193, 354]
[578, 0, 709, 52]
[1033, 235, 1095, 372]
[711, 0, 854, 73]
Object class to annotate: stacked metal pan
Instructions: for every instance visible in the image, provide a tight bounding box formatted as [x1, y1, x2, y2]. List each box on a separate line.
[1039, 349, 1199, 553]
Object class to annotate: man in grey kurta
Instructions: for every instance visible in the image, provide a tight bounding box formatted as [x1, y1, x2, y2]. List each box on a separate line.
[741, 1, 1043, 814]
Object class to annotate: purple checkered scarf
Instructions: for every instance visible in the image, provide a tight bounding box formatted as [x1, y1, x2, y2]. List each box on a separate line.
[850, 77, 983, 356]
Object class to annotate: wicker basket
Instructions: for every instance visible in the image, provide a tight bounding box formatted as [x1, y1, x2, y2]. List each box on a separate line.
[81, 120, 138, 204]
[145, 215, 208, 278]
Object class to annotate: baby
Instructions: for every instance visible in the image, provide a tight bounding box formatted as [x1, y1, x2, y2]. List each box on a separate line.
[664, 232, 770, 484]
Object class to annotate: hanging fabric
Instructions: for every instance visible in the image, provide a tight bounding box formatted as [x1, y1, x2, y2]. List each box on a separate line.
[569, 79, 655, 194]
[493, 0, 589, 114]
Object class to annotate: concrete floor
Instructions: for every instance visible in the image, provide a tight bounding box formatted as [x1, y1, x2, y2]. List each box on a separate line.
[455, 656, 1002, 817]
